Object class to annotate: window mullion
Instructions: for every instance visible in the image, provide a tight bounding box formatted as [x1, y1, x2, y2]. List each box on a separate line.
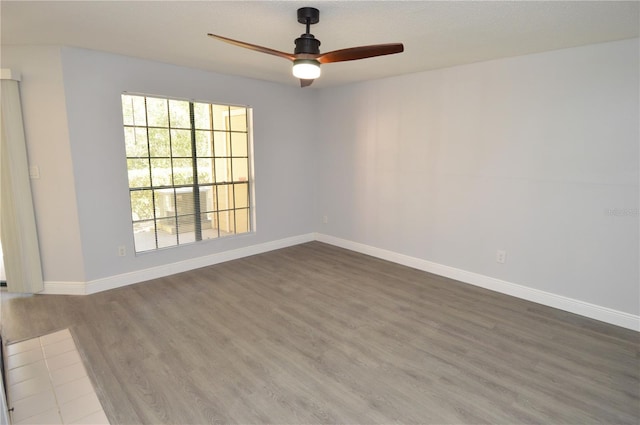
[143, 96, 159, 251]
[167, 101, 178, 246]
[210, 105, 221, 238]
[189, 102, 202, 241]
[227, 107, 237, 234]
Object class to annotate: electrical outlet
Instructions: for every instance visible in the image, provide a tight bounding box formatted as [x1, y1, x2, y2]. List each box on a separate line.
[29, 165, 40, 179]
[496, 250, 506, 264]
[117, 245, 126, 257]
[323, 215, 328, 224]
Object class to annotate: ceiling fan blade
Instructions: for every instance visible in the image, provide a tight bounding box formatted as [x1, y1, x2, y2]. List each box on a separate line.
[317, 43, 404, 64]
[300, 79, 314, 88]
[207, 33, 295, 61]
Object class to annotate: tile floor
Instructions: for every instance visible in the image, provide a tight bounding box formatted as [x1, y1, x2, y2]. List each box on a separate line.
[5, 329, 109, 425]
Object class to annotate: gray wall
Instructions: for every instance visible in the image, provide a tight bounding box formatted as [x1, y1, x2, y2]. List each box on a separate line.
[2, 46, 317, 283]
[315, 38, 639, 315]
[59, 47, 317, 281]
[3, 39, 638, 318]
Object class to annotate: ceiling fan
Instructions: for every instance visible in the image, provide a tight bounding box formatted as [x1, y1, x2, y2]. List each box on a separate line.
[208, 7, 404, 87]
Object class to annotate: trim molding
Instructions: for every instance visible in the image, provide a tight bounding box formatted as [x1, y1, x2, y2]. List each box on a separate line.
[315, 233, 640, 332]
[44, 233, 315, 296]
[41, 231, 638, 331]
[86, 233, 315, 294]
[42, 281, 86, 295]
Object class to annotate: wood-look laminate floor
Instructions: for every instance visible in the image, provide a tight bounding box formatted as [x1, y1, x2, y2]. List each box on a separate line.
[2, 242, 639, 424]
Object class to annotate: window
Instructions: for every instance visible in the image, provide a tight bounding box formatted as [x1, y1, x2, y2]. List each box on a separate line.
[121, 94, 252, 253]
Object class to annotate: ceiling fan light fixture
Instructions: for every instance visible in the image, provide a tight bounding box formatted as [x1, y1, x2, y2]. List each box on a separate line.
[292, 59, 321, 79]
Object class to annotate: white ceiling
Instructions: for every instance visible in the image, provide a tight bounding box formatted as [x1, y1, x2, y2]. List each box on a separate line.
[2, 1, 638, 88]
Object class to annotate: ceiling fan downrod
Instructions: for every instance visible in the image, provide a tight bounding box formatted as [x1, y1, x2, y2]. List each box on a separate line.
[294, 7, 321, 55]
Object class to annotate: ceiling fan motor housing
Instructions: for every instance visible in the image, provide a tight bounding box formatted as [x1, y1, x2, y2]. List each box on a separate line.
[295, 34, 321, 55]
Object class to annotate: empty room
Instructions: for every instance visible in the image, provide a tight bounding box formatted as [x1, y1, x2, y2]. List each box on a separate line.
[0, 1, 638, 424]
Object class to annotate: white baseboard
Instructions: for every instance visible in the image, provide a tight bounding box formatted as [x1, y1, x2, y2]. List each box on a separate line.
[315, 233, 640, 332]
[85, 233, 315, 294]
[43, 233, 315, 296]
[42, 281, 87, 295]
[40, 231, 639, 331]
